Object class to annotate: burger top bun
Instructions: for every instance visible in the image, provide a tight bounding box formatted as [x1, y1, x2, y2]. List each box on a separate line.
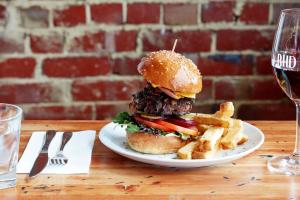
[138, 50, 202, 94]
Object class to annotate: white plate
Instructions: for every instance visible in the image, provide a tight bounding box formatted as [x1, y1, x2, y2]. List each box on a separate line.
[99, 122, 264, 168]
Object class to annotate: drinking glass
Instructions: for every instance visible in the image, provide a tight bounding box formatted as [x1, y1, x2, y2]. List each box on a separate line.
[269, 8, 300, 175]
[0, 103, 22, 189]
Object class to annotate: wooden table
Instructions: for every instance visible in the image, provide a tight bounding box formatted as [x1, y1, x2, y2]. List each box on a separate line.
[0, 120, 299, 200]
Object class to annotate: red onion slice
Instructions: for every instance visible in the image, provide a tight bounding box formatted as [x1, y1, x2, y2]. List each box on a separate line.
[165, 118, 197, 128]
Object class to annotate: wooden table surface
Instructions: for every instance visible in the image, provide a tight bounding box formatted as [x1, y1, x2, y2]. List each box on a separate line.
[0, 120, 298, 200]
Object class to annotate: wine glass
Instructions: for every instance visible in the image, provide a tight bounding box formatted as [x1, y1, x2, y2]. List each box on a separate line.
[269, 8, 300, 175]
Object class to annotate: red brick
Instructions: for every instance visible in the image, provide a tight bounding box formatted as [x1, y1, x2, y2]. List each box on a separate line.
[251, 80, 285, 100]
[272, 3, 300, 24]
[91, 3, 122, 24]
[198, 55, 253, 76]
[43, 57, 110, 77]
[0, 83, 62, 104]
[69, 31, 105, 52]
[216, 29, 274, 51]
[114, 30, 137, 52]
[164, 4, 197, 25]
[25, 105, 93, 120]
[53, 5, 85, 27]
[30, 32, 63, 53]
[215, 79, 285, 100]
[197, 80, 213, 100]
[112, 57, 141, 75]
[215, 80, 250, 100]
[127, 3, 160, 24]
[0, 58, 36, 78]
[238, 102, 295, 120]
[0, 5, 6, 23]
[19, 6, 49, 28]
[202, 2, 234, 22]
[72, 80, 144, 101]
[0, 33, 24, 53]
[256, 55, 273, 75]
[240, 3, 269, 24]
[96, 104, 129, 119]
[143, 30, 211, 52]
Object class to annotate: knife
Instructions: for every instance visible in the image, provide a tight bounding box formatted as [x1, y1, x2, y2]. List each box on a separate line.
[29, 130, 56, 177]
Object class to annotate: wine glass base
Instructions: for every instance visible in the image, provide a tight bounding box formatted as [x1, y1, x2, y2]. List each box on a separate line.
[268, 155, 300, 176]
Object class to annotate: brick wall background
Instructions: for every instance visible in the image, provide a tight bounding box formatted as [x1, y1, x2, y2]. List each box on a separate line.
[0, 0, 298, 120]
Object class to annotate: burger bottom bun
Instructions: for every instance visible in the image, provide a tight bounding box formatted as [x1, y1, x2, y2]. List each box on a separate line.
[126, 132, 186, 154]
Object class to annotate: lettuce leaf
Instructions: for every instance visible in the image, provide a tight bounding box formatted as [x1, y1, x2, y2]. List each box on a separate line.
[112, 112, 140, 133]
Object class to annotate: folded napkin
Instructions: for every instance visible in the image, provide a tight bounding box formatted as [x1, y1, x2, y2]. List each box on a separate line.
[17, 130, 96, 174]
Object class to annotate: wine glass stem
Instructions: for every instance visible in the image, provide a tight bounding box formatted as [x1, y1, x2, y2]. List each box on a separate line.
[293, 103, 300, 160]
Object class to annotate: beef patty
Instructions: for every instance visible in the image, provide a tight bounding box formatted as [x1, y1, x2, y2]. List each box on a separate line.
[129, 83, 194, 116]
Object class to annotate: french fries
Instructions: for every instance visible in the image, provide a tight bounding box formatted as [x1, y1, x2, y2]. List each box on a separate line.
[178, 141, 198, 160]
[193, 113, 231, 128]
[238, 134, 248, 145]
[222, 119, 242, 138]
[192, 127, 224, 159]
[177, 101, 249, 160]
[198, 127, 224, 151]
[221, 102, 234, 117]
[196, 124, 210, 135]
[221, 126, 243, 149]
[215, 102, 234, 118]
[230, 119, 242, 128]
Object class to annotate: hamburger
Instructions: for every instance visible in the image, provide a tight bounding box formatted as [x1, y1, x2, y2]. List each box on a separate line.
[113, 50, 202, 154]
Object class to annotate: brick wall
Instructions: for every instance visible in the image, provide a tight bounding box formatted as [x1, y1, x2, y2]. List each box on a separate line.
[0, 0, 298, 120]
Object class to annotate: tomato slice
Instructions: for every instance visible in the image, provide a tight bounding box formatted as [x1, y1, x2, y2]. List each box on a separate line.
[134, 116, 173, 132]
[156, 120, 199, 136]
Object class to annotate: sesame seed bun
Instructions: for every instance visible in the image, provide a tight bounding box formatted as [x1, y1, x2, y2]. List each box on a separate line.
[137, 50, 202, 94]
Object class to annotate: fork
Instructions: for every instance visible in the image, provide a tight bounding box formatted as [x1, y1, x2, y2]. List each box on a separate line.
[50, 132, 73, 166]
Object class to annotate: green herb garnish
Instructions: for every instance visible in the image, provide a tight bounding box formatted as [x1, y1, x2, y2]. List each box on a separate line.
[113, 112, 139, 133]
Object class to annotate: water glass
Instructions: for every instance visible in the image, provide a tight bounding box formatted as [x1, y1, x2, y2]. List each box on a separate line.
[0, 103, 22, 189]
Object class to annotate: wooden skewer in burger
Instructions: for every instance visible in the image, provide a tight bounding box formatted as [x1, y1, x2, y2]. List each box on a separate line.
[113, 40, 202, 154]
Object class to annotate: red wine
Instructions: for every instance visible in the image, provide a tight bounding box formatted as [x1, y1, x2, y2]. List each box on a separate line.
[273, 67, 300, 100]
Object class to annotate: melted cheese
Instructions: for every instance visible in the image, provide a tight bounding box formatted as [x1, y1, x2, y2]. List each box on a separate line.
[150, 83, 159, 88]
[175, 92, 196, 98]
[150, 83, 196, 99]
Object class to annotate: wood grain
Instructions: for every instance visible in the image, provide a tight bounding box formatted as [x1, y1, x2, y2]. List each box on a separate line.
[0, 120, 299, 200]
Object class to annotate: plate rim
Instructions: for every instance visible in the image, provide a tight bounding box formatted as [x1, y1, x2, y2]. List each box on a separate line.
[99, 121, 265, 164]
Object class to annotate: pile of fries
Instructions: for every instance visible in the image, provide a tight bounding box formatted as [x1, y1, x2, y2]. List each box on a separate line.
[178, 102, 248, 160]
